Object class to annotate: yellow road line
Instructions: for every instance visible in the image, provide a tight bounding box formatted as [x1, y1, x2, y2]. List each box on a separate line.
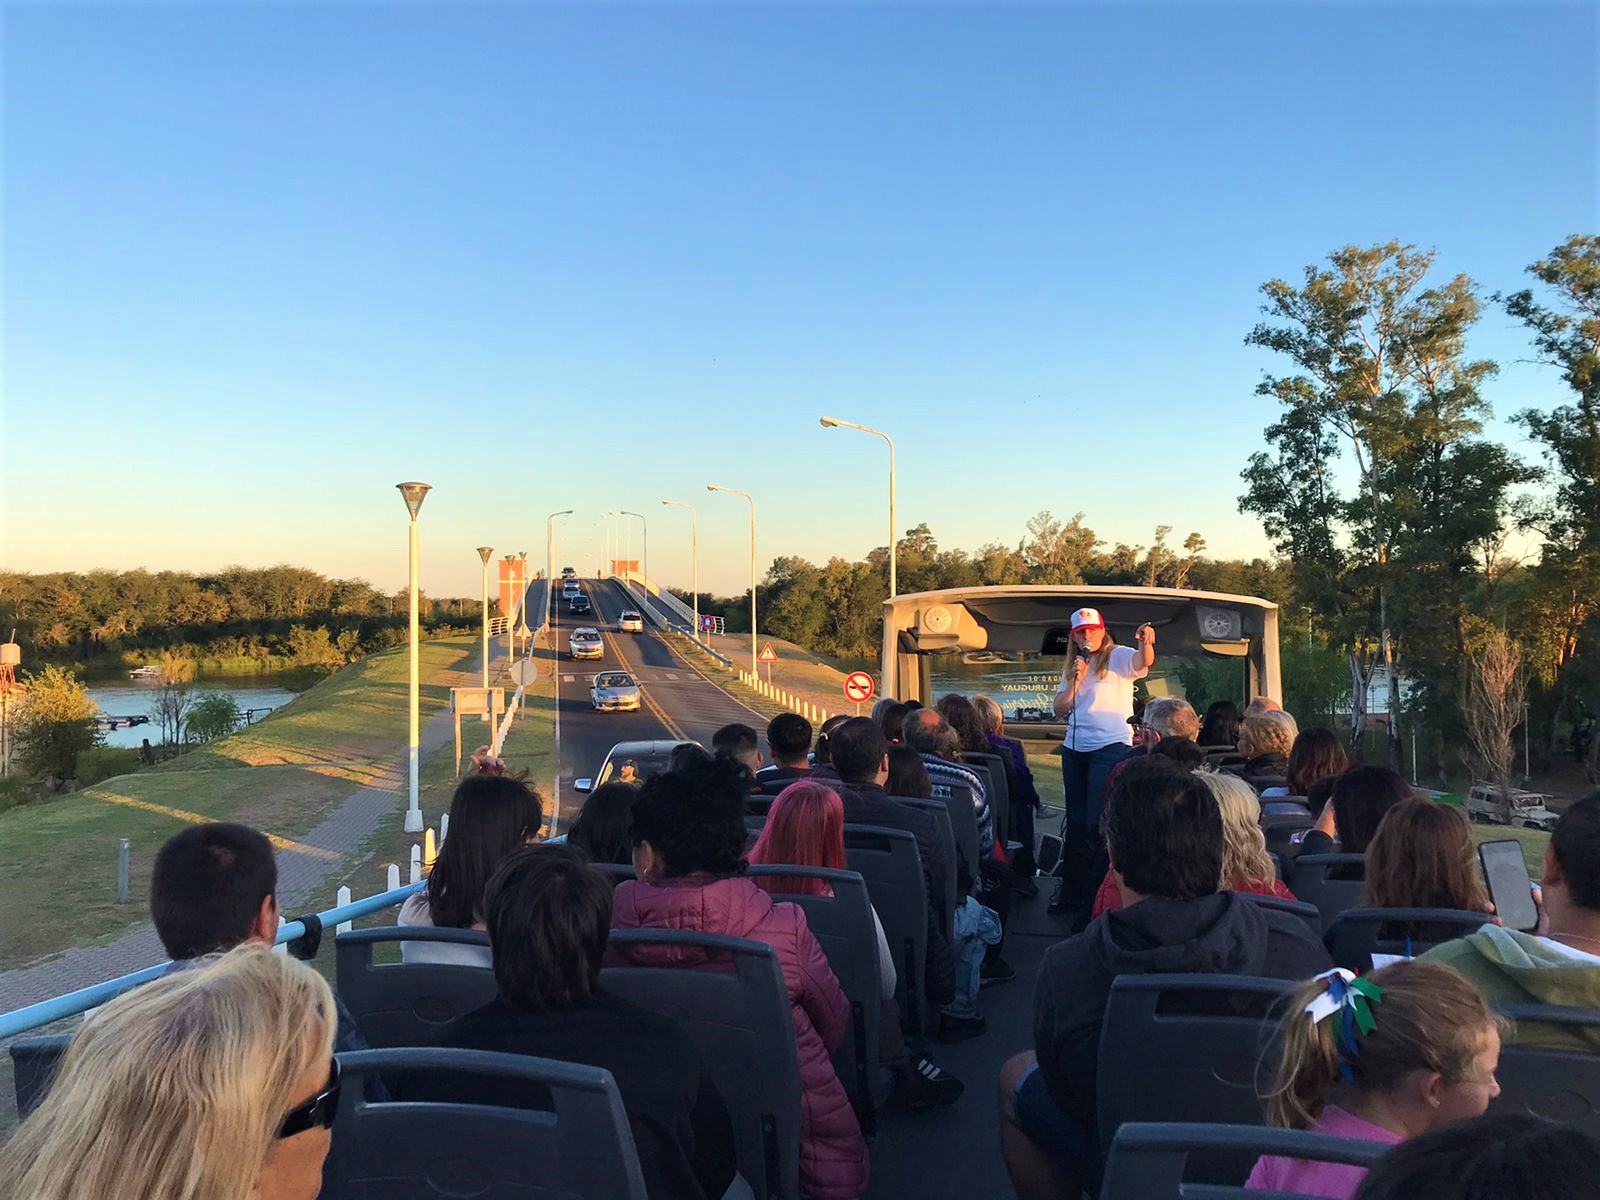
[596, 591, 688, 741]
[90, 790, 344, 862]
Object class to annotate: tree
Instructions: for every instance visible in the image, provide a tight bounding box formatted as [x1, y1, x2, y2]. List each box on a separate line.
[1021, 512, 1099, 583]
[287, 625, 345, 672]
[149, 650, 198, 746]
[187, 692, 243, 743]
[1460, 625, 1527, 817]
[13, 665, 102, 785]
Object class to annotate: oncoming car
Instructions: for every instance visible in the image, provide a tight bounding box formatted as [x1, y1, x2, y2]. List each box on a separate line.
[568, 627, 604, 660]
[575, 738, 699, 793]
[590, 671, 641, 713]
[618, 610, 645, 633]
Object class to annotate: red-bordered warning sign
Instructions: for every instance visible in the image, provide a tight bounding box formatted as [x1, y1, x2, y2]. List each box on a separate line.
[843, 672, 875, 704]
[758, 642, 779, 663]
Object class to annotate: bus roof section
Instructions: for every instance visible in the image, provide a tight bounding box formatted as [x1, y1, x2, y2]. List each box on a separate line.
[879, 585, 1281, 707]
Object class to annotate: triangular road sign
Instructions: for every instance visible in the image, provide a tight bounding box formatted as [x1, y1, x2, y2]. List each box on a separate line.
[758, 642, 779, 663]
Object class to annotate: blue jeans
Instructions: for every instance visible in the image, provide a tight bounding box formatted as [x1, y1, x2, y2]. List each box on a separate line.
[1060, 742, 1131, 842]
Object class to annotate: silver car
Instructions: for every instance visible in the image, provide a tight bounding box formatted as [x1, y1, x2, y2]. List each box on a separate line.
[590, 671, 641, 713]
[618, 610, 645, 634]
[568, 627, 604, 660]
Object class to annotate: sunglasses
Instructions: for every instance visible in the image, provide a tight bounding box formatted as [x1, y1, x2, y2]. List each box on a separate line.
[277, 1058, 340, 1140]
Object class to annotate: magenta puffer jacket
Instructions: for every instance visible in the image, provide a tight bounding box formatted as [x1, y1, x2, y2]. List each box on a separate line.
[611, 876, 869, 1200]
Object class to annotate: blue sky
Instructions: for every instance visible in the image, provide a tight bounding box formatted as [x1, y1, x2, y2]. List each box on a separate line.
[3, 2, 1595, 597]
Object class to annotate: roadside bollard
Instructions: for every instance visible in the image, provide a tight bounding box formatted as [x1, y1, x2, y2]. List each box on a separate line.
[440, 812, 449, 843]
[410, 844, 422, 884]
[387, 863, 401, 891]
[116, 839, 130, 904]
[336, 886, 353, 934]
[424, 828, 438, 870]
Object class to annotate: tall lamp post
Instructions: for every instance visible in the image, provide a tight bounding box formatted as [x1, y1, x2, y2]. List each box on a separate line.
[397, 482, 432, 833]
[820, 416, 897, 598]
[622, 510, 647, 591]
[516, 551, 530, 642]
[476, 546, 494, 688]
[662, 499, 699, 641]
[546, 510, 572, 633]
[502, 554, 518, 663]
[707, 484, 757, 678]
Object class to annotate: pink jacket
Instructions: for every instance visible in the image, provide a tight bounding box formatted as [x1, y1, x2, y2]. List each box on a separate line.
[611, 876, 869, 1200]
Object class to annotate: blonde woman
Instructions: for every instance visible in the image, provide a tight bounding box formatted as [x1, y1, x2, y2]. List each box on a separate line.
[1090, 768, 1297, 919]
[0, 945, 338, 1200]
[1231, 708, 1299, 792]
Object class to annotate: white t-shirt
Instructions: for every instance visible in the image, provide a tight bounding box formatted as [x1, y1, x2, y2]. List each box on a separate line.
[1059, 645, 1148, 752]
[1541, 936, 1600, 965]
[397, 892, 493, 968]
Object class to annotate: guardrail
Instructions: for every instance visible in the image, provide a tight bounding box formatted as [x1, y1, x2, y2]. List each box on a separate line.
[0, 881, 426, 1039]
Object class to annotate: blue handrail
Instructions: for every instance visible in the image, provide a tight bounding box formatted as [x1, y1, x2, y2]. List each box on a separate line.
[0, 881, 425, 1039]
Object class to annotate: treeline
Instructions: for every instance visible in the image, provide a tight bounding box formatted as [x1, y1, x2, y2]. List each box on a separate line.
[0, 565, 482, 672]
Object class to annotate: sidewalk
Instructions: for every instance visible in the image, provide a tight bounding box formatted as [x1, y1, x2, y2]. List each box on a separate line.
[0, 648, 482, 1014]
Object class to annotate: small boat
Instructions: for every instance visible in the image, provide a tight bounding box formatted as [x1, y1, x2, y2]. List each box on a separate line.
[128, 665, 162, 681]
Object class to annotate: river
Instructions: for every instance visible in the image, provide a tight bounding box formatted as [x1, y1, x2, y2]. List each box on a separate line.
[86, 679, 302, 748]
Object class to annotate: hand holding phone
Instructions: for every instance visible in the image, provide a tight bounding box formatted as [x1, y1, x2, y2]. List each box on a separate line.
[1480, 840, 1540, 933]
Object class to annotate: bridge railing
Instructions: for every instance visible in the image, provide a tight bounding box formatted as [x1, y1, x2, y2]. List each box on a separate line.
[617, 571, 695, 634]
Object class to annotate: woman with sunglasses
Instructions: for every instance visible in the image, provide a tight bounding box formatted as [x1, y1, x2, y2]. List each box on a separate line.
[0, 944, 339, 1200]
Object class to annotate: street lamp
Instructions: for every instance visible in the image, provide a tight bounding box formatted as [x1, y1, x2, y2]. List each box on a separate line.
[546, 510, 572, 634]
[707, 484, 757, 678]
[476, 546, 494, 689]
[516, 551, 529, 640]
[820, 416, 897, 598]
[662, 499, 699, 641]
[622, 511, 647, 593]
[502, 554, 518, 663]
[396, 482, 432, 834]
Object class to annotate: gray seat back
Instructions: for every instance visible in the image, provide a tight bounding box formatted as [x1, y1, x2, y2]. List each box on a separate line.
[960, 753, 1010, 848]
[604, 929, 802, 1200]
[844, 823, 930, 1040]
[1235, 891, 1321, 937]
[1491, 1003, 1600, 1137]
[9, 1033, 69, 1119]
[891, 794, 958, 937]
[926, 779, 980, 883]
[1286, 854, 1366, 932]
[335, 927, 497, 1047]
[1324, 908, 1491, 972]
[322, 1047, 646, 1200]
[1100, 1122, 1386, 1199]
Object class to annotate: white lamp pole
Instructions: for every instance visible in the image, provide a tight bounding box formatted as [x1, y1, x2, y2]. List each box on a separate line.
[546, 510, 572, 633]
[397, 482, 431, 834]
[622, 510, 647, 590]
[708, 484, 757, 678]
[501, 555, 517, 662]
[820, 416, 897, 598]
[516, 551, 529, 642]
[476, 546, 493, 688]
[663, 499, 699, 641]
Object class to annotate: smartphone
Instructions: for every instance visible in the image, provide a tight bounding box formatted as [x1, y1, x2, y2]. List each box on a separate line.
[1479, 840, 1539, 932]
[1037, 833, 1064, 877]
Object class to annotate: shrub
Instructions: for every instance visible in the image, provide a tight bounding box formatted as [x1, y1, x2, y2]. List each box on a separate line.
[76, 746, 144, 787]
[187, 692, 244, 743]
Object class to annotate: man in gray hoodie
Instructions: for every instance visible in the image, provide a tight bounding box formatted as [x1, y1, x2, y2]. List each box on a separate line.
[1424, 790, 1600, 1052]
[998, 760, 1332, 1200]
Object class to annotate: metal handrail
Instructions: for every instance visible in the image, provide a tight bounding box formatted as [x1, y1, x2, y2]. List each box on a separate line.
[0, 881, 425, 1038]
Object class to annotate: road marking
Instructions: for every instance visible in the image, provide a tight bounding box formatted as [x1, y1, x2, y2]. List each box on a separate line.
[562, 675, 575, 683]
[666, 673, 679, 681]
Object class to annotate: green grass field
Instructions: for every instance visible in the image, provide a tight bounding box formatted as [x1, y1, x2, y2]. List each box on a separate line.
[0, 637, 488, 971]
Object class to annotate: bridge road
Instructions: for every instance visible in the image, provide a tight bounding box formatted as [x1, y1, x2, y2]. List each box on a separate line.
[548, 578, 1059, 1200]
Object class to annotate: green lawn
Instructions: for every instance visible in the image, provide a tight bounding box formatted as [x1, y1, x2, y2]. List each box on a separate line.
[0, 637, 479, 971]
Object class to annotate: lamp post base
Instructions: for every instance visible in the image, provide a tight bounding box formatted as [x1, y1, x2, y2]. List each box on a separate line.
[403, 807, 424, 833]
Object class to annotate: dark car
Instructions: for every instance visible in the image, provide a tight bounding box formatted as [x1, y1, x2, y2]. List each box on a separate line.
[569, 594, 593, 615]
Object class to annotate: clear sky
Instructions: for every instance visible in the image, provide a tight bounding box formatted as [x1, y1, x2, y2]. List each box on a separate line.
[3, 2, 1594, 597]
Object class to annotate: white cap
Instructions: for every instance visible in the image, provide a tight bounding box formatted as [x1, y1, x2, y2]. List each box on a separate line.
[1070, 607, 1105, 631]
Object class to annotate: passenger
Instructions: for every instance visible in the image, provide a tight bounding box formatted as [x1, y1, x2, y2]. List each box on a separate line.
[1423, 790, 1600, 1050]
[566, 780, 640, 867]
[877, 700, 910, 745]
[1090, 769, 1296, 919]
[747, 775, 964, 1109]
[972, 694, 1044, 880]
[1285, 727, 1351, 800]
[150, 822, 370, 1056]
[884, 744, 932, 798]
[711, 722, 762, 781]
[811, 714, 851, 778]
[670, 742, 714, 773]
[1245, 695, 1284, 717]
[1103, 697, 1202, 796]
[755, 712, 813, 785]
[828, 718, 958, 1014]
[1198, 699, 1244, 751]
[612, 755, 871, 1200]
[1363, 798, 1492, 942]
[940, 692, 1038, 895]
[0, 945, 337, 1200]
[398, 772, 544, 966]
[1299, 766, 1412, 864]
[1229, 709, 1299, 793]
[1349, 1112, 1600, 1200]
[1249, 960, 1502, 1200]
[998, 761, 1331, 1200]
[433, 845, 737, 1200]
[1049, 609, 1156, 921]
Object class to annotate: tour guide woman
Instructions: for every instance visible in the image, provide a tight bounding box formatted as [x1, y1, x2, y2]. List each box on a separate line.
[1048, 607, 1155, 917]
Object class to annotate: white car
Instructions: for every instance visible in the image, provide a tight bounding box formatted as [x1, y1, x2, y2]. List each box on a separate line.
[590, 671, 642, 712]
[618, 610, 645, 634]
[568, 627, 604, 660]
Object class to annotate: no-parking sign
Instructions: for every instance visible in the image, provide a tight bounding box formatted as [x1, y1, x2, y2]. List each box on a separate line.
[843, 672, 875, 706]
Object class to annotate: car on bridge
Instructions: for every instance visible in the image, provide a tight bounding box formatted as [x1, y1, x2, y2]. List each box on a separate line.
[576, 738, 698, 792]
[561, 579, 581, 601]
[568, 627, 604, 660]
[590, 671, 642, 713]
[569, 593, 593, 615]
[561, 566, 576, 579]
[618, 610, 645, 633]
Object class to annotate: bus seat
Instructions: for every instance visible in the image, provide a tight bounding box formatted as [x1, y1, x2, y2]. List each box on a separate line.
[927, 780, 981, 884]
[747, 864, 893, 1127]
[1493, 1003, 1600, 1136]
[604, 930, 802, 1200]
[1235, 892, 1321, 937]
[1285, 855, 1366, 932]
[322, 1047, 647, 1200]
[1100, 1122, 1386, 1199]
[891, 795, 958, 939]
[334, 928, 496, 1048]
[1324, 908, 1491, 973]
[9, 1033, 68, 1120]
[959, 753, 1010, 849]
[844, 824, 931, 1041]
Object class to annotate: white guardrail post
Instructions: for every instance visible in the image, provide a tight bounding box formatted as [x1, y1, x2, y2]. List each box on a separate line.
[336, 887, 353, 934]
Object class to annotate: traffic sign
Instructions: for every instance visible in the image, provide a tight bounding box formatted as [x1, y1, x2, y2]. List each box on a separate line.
[843, 672, 875, 705]
[509, 660, 540, 687]
[701, 615, 716, 631]
[758, 642, 779, 663]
